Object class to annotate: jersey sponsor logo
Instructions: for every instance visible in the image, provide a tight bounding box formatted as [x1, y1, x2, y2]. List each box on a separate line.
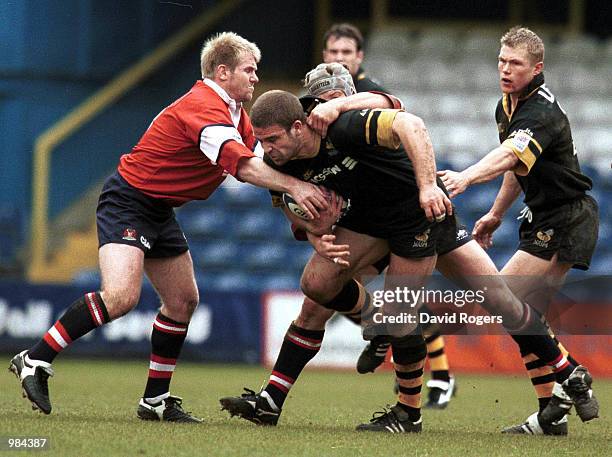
[510, 130, 533, 152]
[342, 156, 358, 170]
[122, 228, 137, 241]
[534, 229, 554, 247]
[140, 235, 151, 250]
[413, 229, 430, 248]
[456, 228, 469, 241]
[359, 109, 368, 117]
[309, 165, 343, 183]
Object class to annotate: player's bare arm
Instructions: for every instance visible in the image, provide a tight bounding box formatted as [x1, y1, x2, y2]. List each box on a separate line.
[308, 92, 401, 136]
[472, 172, 522, 249]
[392, 112, 452, 222]
[236, 157, 329, 219]
[437, 145, 520, 198]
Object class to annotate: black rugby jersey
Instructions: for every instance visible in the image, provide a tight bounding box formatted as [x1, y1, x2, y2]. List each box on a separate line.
[354, 67, 387, 93]
[495, 73, 592, 209]
[267, 108, 421, 212]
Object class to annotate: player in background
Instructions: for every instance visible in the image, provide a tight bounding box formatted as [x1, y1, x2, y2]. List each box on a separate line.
[438, 26, 599, 435]
[322, 22, 456, 407]
[8, 32, 330, 422]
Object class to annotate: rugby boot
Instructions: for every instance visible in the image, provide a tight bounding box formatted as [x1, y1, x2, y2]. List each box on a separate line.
[9, 350, 53, 414]
[220, 388, 280, 426]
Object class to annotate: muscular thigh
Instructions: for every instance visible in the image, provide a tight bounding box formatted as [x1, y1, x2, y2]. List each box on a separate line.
[98, 243, 145, 316]
[501, 250, 570, 304]
[301, 227, 388, 302]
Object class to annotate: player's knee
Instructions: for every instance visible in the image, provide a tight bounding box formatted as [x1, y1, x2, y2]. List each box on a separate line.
[300, 274, 333, 304]
[101, 288, 140, 318]
[171, 291, 200, 320]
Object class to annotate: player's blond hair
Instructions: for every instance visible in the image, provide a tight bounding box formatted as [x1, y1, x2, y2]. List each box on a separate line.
[200, 32, 261, 79]
[500, 26, 545, 63]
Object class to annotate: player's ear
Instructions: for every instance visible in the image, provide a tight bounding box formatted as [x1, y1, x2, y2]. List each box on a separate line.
[292, 119, 304, 135]
[216, 64, 230, 81]
[533, 61, 543, 76]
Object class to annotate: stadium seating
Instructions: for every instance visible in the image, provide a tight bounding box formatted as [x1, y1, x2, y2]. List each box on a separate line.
[63, 27, 611, 291]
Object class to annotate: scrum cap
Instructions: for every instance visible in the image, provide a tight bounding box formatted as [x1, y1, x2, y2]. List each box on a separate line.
[304, 62, 356, 97]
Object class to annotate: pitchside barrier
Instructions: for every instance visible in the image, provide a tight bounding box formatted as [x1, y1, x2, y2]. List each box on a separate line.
[1, 281, 610, 377]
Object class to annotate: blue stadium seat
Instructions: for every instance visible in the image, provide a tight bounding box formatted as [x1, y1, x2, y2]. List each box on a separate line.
[588, 252, 612, 275]
[241, 241, 288, 270]
[218, 182, 270, 208]
[258, 273, 301, 291]
[231, 210, 280, 240]
[192, 240, 239, 269]
[178, 206, 230, 238]
[197, 270, 251, 291]
[285, 243, 314, 270]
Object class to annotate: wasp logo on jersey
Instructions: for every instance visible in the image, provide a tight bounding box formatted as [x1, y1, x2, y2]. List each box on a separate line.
[413, 229, 431, 248]
[534, 229, 554, 247]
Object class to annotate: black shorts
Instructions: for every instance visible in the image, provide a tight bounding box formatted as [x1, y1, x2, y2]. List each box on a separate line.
[518, 195, 598, 270]
[437, 212, 472, 256]
[337, 200, 439, 259]
[367, 211, 470, 270]
[96, 171, 189, 258]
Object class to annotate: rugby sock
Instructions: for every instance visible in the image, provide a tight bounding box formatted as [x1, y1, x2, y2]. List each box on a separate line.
[321, 280, 376, 323]
[263, 323, 324, 410]
[28, 292, 110, 364]
[143, 313, 188, 401]
[423, 325, 451, 383]
[392, 336, 427, 422]
[523, 339, 580, 411]
[507, 303, 576, 384]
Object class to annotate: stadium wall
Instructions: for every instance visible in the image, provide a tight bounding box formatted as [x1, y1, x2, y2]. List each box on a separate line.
[2, 282, 610, 377]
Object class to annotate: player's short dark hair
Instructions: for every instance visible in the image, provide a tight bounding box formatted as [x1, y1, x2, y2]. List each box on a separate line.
[250, 90, 307, 131]
[501, 26, 545, 63]
[323, 23, 364, 51]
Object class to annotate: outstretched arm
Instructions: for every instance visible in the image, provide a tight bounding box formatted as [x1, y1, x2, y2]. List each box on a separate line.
[236, 157, 329, 219]
[437, 145, 520, 198]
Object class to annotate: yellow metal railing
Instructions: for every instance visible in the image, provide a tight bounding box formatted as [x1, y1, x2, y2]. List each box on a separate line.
[29, 0, 243, 280]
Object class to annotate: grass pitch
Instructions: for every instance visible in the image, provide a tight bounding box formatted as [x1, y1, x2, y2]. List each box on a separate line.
[1, 359, 610, 457]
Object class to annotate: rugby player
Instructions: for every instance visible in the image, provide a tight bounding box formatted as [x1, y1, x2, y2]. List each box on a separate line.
[439, 26, 600, 435]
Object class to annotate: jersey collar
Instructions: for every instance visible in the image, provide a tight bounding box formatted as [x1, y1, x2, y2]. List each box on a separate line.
[502, 72, 545, 119]
[203, 78, 242, 125]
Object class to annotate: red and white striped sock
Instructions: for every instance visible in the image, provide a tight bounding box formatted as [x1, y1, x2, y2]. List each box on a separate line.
[263, 323, 323, 410]
[29, 292, 109, 364]
[143, 313, 188, 401]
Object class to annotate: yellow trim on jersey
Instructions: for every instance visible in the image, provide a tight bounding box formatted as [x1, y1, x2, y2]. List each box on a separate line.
[502, 139, 537, 174]
[502, 94, 512, 120]
[271, 195, 283, 207]
[530, 136, 543, 154]
[365, 111, 374, 144]
[375, 110, 402, 149]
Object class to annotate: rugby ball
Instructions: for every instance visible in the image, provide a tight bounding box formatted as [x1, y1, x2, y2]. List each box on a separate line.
[282, 193, 310, 220]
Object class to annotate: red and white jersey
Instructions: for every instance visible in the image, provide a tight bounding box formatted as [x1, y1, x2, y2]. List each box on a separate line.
[118, 79, 263, 206]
